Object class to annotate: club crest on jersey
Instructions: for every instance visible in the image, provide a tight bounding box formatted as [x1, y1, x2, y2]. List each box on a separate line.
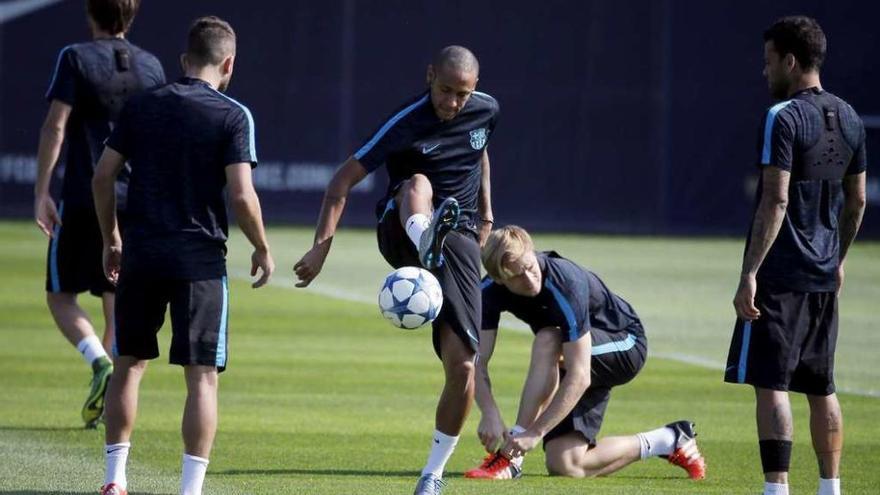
[469, 128, 488, 150]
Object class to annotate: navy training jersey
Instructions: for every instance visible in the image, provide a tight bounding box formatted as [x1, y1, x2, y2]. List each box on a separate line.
[45, 39, 166, 210]
[481, 252, 642, 343]
[750, 88, 867, 292]
[354, 90, 499, 226]
[106, 77, 257, 280]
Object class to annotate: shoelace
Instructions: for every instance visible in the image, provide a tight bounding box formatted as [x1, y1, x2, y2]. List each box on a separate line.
[481, 453, 508, 471]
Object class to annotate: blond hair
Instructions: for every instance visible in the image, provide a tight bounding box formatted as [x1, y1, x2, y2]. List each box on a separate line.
[481, 225, 534, 281]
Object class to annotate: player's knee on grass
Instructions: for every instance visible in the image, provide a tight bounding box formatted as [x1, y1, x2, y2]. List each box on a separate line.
[545, 447, 584, 477]
[544, 434, 590, 478]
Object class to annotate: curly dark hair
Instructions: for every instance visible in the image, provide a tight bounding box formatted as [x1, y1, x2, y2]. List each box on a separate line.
[763, 16, 826, 71]
[86, 0, 139, 35]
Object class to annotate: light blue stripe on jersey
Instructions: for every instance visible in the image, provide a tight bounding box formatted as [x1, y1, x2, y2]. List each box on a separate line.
[591, 332, 637, 356]
[480, 277, 494, 290]
[49, 200, 64, 292]
[761, 100, 793, 165]
[379, 198, 395, 223]
[354, 94, 430, 160]
[545, 279, 579, 342]
[216, 276, 229, 368]
[211, 89, 258, 163]
[737, 321, 752, 383]
[45, 45, 73, 99]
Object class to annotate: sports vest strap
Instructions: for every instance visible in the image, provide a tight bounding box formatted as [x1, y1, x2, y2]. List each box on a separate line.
[795, 93, 855, 181]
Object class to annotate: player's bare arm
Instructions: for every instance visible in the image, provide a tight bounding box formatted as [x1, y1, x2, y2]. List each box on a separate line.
[477, 149, 494, 246]
[34, 100, 72, 237]
[503, 332, 592, 457]
[226, 162, 274, 288]
[294, 157, 368, 287]
[836, 172, 866, 295]
[92, 146, 127, 284]
[474, 328, 507, 451]
[512, 328, 563, 429]
[733, 166, 790, 320]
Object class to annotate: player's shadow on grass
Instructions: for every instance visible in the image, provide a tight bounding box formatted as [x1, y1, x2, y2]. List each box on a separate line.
[0, 492, 167, 495]
[0, 425, 90, 432]
[215, 468, 466, 478]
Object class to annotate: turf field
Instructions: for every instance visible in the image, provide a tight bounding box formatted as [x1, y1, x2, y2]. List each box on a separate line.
[0, 220, 877, 494]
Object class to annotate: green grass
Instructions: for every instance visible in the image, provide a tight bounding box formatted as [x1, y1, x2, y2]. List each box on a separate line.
[0, 220, 877, 494]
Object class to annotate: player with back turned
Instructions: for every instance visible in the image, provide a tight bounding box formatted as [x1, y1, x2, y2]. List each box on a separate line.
[725, 16, 867, 495]
[92, 16, 274, 495]
[33, 0, 164, 429]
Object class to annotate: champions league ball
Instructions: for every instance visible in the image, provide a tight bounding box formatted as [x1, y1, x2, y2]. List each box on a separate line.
[378, 267, 443, 329]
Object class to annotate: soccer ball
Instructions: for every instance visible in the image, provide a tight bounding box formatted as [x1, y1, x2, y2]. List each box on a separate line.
[378, 266, 443, 329]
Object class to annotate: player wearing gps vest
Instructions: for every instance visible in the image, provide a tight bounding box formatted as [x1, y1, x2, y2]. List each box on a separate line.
[726, 16, 867, 495]
[33, 0, 165, 429]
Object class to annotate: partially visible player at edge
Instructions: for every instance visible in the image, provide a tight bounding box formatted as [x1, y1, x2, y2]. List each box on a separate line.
[33, 0, 165, 429]
[294, 46, 499, 495]
[93, 16, 274, 495]
[725, 16, 867, 495]
[466, 226, 705, 481]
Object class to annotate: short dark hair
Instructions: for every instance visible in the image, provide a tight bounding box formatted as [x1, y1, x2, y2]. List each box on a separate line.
[763, 16, 826, 71]
[432, 45, 480, 76]
[187, 16, 236, 66]
[86, 0, 140, 34]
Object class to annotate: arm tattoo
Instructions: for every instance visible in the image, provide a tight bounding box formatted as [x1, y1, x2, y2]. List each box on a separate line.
[741, 199, 788, 275]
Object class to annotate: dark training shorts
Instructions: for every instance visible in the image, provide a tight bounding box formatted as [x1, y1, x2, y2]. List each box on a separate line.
[376, 197, 481, 359]
[725, 286, 838, 396]
[544, 325, 647, 447]
[115, 273, 230, 372]
[45, 202, 115, 296]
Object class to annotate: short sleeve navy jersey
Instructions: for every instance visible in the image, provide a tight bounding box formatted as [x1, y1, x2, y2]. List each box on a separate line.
[354, 91, 499, 226]
[45, 39, 165, 211]
[481, 252, 641, 342]
[106, 77, 258, 280]
[750, 88, 867, 291]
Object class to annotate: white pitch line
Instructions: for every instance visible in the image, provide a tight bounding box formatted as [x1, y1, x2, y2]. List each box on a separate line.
[0, 0, 65, 24]
[228, 269, 879, 398]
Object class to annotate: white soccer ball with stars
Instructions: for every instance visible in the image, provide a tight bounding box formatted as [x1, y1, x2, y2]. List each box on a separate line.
[378, 266, 443, 329]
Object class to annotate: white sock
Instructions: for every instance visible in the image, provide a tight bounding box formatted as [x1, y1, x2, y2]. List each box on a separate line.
[421, 430, 458, 478]
[636, 425, 677, 459]
[104, 442, 130, 489]
[508, 425, 526, 468]
[818, 477, 840, 495]
[180, 454, 209, 495]
[405, 214, 431, 248]
[77, 335, 108, 365]
[764, 482, 789, 495]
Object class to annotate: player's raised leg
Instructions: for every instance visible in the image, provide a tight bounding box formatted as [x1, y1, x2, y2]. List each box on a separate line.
[395, 174, 460, 270]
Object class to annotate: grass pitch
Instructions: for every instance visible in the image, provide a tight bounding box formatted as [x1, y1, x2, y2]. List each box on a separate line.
[0, 221, 877, 494]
